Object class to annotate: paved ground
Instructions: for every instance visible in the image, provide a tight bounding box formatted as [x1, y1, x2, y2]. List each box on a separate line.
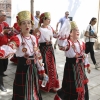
[0, 46, 100, 100]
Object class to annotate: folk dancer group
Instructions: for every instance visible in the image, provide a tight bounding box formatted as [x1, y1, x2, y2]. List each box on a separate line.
[0, 10, 92, 100]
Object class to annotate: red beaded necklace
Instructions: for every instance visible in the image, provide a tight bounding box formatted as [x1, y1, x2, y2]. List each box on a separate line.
[69, 39, 82, 56]
[21, 34, 35, 58]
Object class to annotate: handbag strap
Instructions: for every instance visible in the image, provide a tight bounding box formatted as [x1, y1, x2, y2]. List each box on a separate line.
[89, 26, 91, 42]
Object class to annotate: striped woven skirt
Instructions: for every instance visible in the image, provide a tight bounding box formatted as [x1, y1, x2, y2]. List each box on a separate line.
[39, 42, 59, 92]
[12, 57, 42, 100]
[57, 57, 89, 100]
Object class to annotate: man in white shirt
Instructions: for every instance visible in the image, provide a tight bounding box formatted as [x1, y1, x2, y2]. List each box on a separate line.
[54, 11, 69, 49]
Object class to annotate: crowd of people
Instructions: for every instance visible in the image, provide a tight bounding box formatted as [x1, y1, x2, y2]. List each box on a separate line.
[0, 9, 99, 100]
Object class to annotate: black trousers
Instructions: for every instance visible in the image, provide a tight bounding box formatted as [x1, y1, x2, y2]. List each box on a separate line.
[85, 42, 96, 65]
[0, 59, 8, 86]
[0, 76, 3, 85]
[0, 59, 8, 75]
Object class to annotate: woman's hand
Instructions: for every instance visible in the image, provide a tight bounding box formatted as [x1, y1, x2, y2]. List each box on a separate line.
[5, 53, 14, 58]
[0, 53, 14, 59]
[87, 67, 91, 74]
[39, 73, 48, 80]
[53, 30, 58, 34]
[43, 73, 47, 78]
[58, 45, 67, 51]
[89, 34, 97, 38]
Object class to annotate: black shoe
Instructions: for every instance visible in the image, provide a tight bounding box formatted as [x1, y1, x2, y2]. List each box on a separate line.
[0, 85, 7, 92]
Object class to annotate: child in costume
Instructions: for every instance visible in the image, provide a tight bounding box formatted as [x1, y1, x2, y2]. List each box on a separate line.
[0, 10, 47, 100]
[54, 20, 90, 100]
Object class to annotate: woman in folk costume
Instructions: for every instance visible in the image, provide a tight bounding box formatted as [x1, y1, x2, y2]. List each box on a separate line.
[54, 20, 91, 100]
[36, 12, 59, 92]
[0, 10, 47, 100]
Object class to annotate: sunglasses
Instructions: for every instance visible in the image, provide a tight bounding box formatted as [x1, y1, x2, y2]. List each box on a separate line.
[2, 15, 6, 17]
[0, 14, 6, 17]
[67, 13, 69, 15]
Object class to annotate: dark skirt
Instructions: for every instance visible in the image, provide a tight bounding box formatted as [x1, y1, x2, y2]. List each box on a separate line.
[57, 57, 89, 100]
[39, 42, 59, 92]
[12, 57, 42, 100]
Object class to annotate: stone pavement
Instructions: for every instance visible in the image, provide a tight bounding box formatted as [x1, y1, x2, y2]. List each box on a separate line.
[0, 47, 100, 100]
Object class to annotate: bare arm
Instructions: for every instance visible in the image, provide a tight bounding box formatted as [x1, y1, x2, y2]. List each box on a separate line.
[84, 31, 96, 38]
[33, 28, 38, 34]
[56, 22, 60, 32]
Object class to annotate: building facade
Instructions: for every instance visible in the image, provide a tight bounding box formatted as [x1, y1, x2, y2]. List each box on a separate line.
[0, 0, 11, 25]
